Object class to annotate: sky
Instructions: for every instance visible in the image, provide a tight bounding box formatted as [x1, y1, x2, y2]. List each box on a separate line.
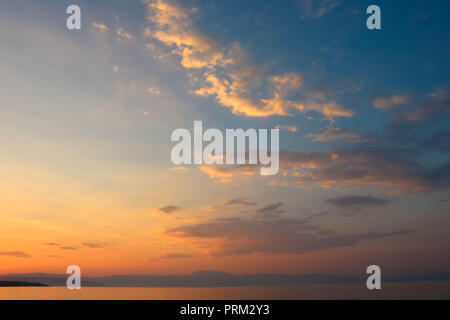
[0, 0, 449, 278]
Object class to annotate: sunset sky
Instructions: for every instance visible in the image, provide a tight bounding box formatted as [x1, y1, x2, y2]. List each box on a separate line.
[0, 0, 449, 278]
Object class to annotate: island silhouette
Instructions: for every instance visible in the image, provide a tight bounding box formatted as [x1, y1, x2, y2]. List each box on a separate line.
[0, 281, 48, 287]
[1, 271, 449, 287]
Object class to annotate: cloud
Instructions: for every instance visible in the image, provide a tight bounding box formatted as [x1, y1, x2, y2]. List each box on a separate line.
[198, 148, 450, 193]
[275, 124, 298, 133]
[44, 242, 59, 246]
[0, 251, 30, 258]
[116, 28, 133, 40]
[144, 0, 353, 118]
[400, 88, 449, 122]
[280, 149, 450, 194]
[199, 165, 255, 183]
[82, 242, 109, 249]
[167, 217, 412, 256]
[308, 127, 361, 142]
[297, 0, 340, 19]
[326, 195, 392, 213]
[375, 88, 449, 124]
[147, 87, 160, 95]
[373, 95, 408, 109]
[158, 205, 181, 214]
[60, 246, 77, 250]
[161, 253, 196, 259]
[202, 205, 218, 212]
[374, 87, 450, 151]
[92, 22, 109, 33]
[256, 202, 285, 218]
[222, 198, 257, 206]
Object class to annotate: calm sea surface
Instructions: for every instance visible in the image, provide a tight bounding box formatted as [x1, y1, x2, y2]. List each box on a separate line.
[1, 281, 449, 300]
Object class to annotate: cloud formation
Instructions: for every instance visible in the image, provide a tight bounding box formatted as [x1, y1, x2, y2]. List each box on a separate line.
[161, 253, 196, 259]
[167, 217, 412, 256]
[158, 205, 181, 214]
[197, 148, 450, 193]
[297, 0, 340, 19]
[308, 127, 361, 142]
[373, 95, 408, 109]
[144, 0, 353, 118]
[326, 195, 392, 213]
[256, 202, 286, 218]
[275, 124, 298, 133]
[280, 149, 450, 193]
[116, 28, 133, 40]
[199, 165, 255, 183]
[83, 242, 109, 249]
[0, 251, 30, 258]
[92, 22, 109, 33]
[222, 198, 257, 207]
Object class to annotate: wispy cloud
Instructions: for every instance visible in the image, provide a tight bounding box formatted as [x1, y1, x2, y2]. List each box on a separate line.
[297, 0, 340, 19]
[92, 22, 109, 33]
[199, 148, 450, 193]
[222, 198, 257, 206]
[0, 251, 30, 258]
[167, 217, 412, 256]
[308, 127, 361, 142]
[158, 205, 181, 214]
[116, 27, 133, 40]
[327, 195, 392, 213]
[373, 95, 408, 109]
[199, 165, 255, 183]
[275, 124, 298, 133]
[161, 253, 196, 259]
[83, 242, 109, 249]
[256, 202, 285, 218]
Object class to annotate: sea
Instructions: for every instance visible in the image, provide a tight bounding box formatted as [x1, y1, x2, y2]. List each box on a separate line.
[1, 281, 449, 300]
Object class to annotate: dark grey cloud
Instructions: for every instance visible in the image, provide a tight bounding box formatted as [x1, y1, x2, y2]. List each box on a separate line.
[198, 147, 450, 193]
[222, 198, 257, 206]
[256, 202, 285, 217]
[161, 253, 196, 259]
[326, 195, 392, 212]
[279, 148, 450, 194]
[0, 251, 30, 258]
[44, 242, 59, 246]
[157, 205, 181, 214]
[308, 127, 362, 142]
[167, 217, 412, 256]
[83, 242, 108, 249]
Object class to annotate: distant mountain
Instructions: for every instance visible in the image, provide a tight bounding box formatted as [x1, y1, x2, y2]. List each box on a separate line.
[0, 275, 104, 287]
[0, 281, 47, 287]
[1, 271, 448, 288]
[0, 271, 361, 287]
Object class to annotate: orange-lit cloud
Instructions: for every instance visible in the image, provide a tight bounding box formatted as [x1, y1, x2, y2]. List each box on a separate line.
[144, 0, 354, 118]
[373, 95, 408, 109]
[92, 22, 109, 33]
